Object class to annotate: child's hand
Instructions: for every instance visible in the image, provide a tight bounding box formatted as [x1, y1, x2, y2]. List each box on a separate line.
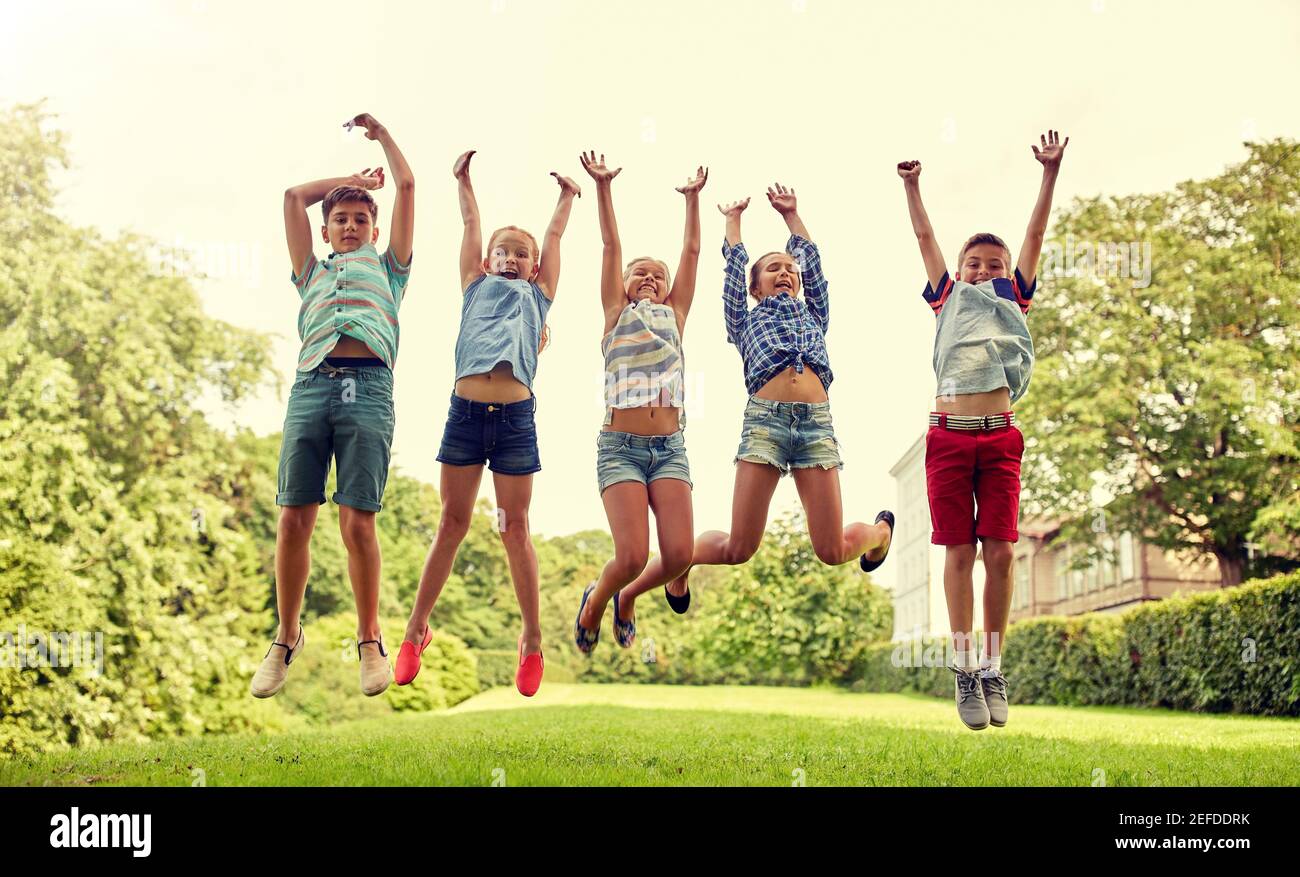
[579, 150, 622, 184]
[1031, 130, 1069, 169]
[349, 167, 385, 190]
[765, 183, 797, 215]
[897, 160, 922, 181]
[452, 150, 476, 180]
[717, 197, 750, 217]
[347, 113, 387, 141]
[675, 165, 709, 196]
[551, 172, 582, 198]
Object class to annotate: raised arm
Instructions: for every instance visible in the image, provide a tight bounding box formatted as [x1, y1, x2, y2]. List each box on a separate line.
[1018, 130, 1069, 289]
[668, 165, 708, 333]
[769, 183, 829, 332]
[535, 171, 582, 300]
[897, 161, 947, 292]
[453, 150, 483, 290]
[579, 151, 626, 329]
[348, 113, 414, 267]
[283, 168, 383, 276]
[718, 197, 750, 344]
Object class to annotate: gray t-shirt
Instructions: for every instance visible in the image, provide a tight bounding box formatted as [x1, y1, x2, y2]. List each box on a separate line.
[923, 269, 1036, 403]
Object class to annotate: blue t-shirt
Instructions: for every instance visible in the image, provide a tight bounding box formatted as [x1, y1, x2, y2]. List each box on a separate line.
[454, 274, 552, 389]
[923, 269, 1036, 403]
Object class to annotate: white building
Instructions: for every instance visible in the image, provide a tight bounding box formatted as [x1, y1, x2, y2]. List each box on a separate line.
[887, 434, 984, 640]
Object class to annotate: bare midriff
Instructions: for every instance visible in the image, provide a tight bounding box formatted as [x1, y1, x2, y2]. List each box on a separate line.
[602, 405, 682, 436]
[454, 361, 532, 403]
[327, 335, 382, 359]
[934, 387, 1012, 416]
[753, 364, 829, 403]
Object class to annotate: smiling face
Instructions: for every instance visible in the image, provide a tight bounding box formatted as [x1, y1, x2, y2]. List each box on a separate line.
[485, 229, 538, 281]
[322, 200, 380, 254]
[623, 258, 671, 304]
[957, 239, 1013, 284]
[749, 252, 801, 301]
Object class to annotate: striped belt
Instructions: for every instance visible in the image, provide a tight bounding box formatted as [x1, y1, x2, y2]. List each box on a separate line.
[929, 412, 1016, 431]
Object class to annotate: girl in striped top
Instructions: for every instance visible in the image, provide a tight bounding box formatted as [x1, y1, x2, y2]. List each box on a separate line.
[572, 151, 706, 654]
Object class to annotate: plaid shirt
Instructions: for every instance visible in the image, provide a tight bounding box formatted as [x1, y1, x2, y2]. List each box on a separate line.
[722, 234, 832, 396]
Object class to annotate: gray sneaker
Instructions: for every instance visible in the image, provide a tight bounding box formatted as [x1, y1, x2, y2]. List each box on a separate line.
[950, 665, 990, 730]
[980, 669, 1008, 727]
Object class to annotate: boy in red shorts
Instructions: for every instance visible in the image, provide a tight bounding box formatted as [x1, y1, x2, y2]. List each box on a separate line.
[897, 130, 1069, 730]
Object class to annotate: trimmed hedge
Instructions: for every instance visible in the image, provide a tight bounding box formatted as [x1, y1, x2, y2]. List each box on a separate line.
[848, 572, 1300, 716]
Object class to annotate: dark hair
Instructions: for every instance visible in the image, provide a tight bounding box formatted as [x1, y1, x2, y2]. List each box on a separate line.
[321, 186, 378, 223]
[957, 232, 1011, 267]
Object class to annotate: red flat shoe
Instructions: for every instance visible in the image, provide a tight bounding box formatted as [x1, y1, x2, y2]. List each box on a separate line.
[515, 636, 544, 697]
[394, 626, 432, 685]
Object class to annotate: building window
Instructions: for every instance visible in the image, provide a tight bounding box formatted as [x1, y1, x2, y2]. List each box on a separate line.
[1014, 556, 1030, 609]
[1119, 532, 1136, 581]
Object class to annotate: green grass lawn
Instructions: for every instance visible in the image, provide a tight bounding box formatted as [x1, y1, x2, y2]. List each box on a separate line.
[5, 684, 1298, 786]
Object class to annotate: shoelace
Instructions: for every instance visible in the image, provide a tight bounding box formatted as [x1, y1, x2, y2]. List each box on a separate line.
[952, 667, 983, 703]
[981, 672, 1008, 697]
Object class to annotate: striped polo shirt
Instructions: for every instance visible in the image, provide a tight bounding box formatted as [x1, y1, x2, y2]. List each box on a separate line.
[291, 243, 412, 372]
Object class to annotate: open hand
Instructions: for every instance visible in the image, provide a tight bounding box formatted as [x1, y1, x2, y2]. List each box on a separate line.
[766, 182, 797, 215]
[579, 150, 622, 184]
[675, 165, 708, 196]
[349, 167, 385, 190]
[717, 197, 750, 217]
[551, 172, 582, 198]
[897, 160, 922, 181]
[1031, 130, 1069, 168]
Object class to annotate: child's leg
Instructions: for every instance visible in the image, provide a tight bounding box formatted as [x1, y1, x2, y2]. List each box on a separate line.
[980, 539, 1015, 666]
[628, 461, 781, 600]
[790, 467, 891, 565]
[581, 481, 651, 630]
[403, 463, 485, 645]
[944, 544, 979, 667]
[274, 504, 319, 643]
[619, 478, 693, 621]
[492, 471, 542, 656]
[338, 505, 383, 642]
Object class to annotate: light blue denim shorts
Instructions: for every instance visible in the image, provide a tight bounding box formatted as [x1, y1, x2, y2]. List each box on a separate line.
[734, 396, 843, 476]
[596, 430, 693, 494]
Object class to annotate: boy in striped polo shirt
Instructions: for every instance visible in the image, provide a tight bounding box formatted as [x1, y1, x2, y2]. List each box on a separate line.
[251, 113, 414, 700]
[898, 130, 1068, 731]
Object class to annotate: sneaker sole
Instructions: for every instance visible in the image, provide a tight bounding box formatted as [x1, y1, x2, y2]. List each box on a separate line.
[362, 679, 391, 697]
[250, 679, 285, 699]
[988, 718, 1006, 728]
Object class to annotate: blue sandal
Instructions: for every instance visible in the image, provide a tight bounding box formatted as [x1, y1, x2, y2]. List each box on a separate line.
[613, 590, 636, 648]
[859, 510, 895, 574]
[574, 582, 600, 654]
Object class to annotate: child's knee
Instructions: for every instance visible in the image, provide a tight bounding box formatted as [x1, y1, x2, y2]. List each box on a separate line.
[278, 506, 317, 544]
[946, 543, 978, 570]
[339, 509, 377, 550]
[982, 540, 1015, 574]
[495, 509, 532, 547]
[610, 549, 649, 583]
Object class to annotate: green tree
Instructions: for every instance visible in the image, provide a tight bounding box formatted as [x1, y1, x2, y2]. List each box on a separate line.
[1020, 139, 1300, 586]
[0, 103, 276, 755]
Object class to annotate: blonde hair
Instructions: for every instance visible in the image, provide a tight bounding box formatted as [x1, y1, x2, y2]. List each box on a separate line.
[623, 256, 672, 289]
[487, 225, 540, 261]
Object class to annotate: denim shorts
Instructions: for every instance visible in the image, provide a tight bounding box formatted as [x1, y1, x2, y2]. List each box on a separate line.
[734, 396, 843, 476]
[596, 430, 693, 494]
[277, 363, 395, 512]
[436, 393, 541, 475]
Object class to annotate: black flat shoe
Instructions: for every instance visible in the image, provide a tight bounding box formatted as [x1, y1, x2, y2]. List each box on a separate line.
[859, 510, 895, 573]
[664, 583, 691, 614]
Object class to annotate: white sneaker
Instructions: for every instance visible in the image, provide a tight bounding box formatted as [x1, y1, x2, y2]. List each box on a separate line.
[250, 627, 304, 698]
[358, 638, 391, 697]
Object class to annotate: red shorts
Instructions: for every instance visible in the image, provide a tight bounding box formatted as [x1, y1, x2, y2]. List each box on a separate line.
[925, 414, 1024, 545]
